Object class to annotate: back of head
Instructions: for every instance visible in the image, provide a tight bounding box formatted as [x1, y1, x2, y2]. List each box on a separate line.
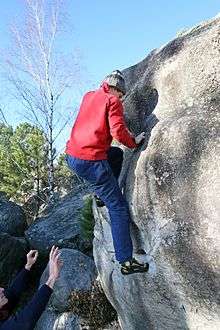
[103, 70, 126, 95]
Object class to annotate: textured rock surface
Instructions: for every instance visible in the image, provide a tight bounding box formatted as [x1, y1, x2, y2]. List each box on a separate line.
[35, 309, 119, 330]
[0, 233, 28, 285]
[103, 322, 121, 330]
[35, 309, 80, 330]
[25, 185, 89, 254]
[35, 249, 97, 329]
[0, 198, 27, 236]
[93, 16, 220, 330]
[39, 249, 97, 312]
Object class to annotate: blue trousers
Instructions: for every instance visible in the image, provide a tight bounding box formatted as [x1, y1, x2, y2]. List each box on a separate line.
[66, 147, 133, 263]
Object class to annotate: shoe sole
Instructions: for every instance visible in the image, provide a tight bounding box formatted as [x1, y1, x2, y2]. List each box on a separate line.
[97, 203, 105, 207]
[121, 265, 149, 275]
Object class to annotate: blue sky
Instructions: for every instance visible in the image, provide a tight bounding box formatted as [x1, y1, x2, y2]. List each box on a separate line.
[0, 0, 219, 149]
[1, 1, 219, 87]
[70, 0, 219, 83]
[70, 0, 220, 85]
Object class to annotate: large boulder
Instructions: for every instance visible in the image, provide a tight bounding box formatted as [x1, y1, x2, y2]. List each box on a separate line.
[0, 198, 27, 236]
[93, 15, 220, 330]
[0, 233, 28, 286]
[25, 185, 89, 255]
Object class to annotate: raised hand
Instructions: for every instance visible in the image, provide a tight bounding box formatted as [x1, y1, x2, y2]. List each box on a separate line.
[25, 250, 39, 270]
[46, 246, 63, 289]
[135, 132, 146, 145]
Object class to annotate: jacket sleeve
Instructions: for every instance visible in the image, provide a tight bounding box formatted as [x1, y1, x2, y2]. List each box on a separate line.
[108, 97, 138, 148]
[0, 285, 53, 329]
[4, 268, 30, 303]
[18, 284, 53, 324]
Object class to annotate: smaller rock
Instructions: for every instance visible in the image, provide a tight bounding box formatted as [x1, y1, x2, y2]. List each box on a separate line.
[35, 309, 80, 330]
[0, 199, 27, 236]
[39, 249, 97, 312]
[0, 233, 28, 285]
[25, 187, 89, 255]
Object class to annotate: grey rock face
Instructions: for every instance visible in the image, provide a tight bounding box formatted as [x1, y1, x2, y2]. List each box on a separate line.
[93, 16, 220, 330]
[39, 249, 97, 312]
[103, 322, 121, 330]
[0, 198, 27, 236]
[0, 233, 28, 285]
[35, 309, 119, 330]
[25, 186, 88, 254]
[35, 309, 80, 330]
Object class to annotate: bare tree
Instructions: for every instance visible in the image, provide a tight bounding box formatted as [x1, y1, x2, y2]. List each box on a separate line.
[3, 0, 80, 203]
[0, 107, 9, 125]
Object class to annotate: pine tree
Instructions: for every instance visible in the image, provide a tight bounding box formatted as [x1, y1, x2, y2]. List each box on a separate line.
[0, 122, 80, 207]
[0, 124, 14, 196]
[0, 123, 47, 203]
[79, 196, 95, 241]
[54, 153, 81, 195]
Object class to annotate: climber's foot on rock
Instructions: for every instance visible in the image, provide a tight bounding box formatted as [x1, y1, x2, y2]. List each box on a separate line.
[94, 195, 105, 207]
[135, 248, 146, 255]
[120, 258, 149, 275]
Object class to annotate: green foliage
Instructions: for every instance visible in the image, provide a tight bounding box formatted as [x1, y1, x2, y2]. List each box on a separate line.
[54, 153, 80, 193]
[79, 196, 95, 241]
[0, 122, 80, 206]
[0, 124, 13, 194]
[0, 123, 47, 203]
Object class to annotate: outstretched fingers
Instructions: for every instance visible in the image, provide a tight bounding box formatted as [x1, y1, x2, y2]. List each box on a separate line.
[49, 246, 61, 263]
[49, 245, 57, 260]
[49, 246, 55, 259]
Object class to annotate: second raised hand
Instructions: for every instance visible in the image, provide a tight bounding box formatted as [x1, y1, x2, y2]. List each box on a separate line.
[25, 250, 39, 270]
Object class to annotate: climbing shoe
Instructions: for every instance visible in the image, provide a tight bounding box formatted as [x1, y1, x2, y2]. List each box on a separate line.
[121, 258, 149, 275]
[94, 195, 105, 207]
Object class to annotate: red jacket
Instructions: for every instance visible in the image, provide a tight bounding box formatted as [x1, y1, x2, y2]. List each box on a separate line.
[65, 83, 137, 160]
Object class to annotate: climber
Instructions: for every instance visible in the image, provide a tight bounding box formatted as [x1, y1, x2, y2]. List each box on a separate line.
[0, 246, 62, 330]
[65, 70, 149, 275]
